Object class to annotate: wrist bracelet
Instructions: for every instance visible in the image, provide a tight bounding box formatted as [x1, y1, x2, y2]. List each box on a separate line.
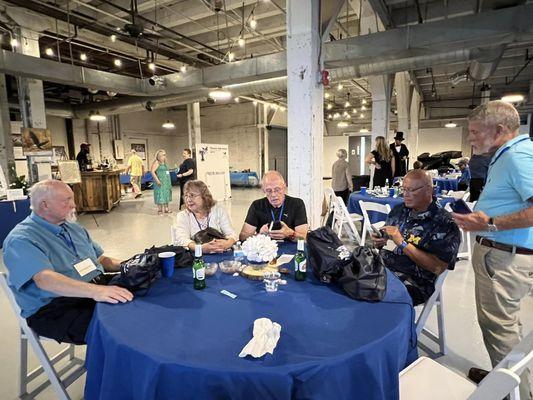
[399, 241, 408, 252]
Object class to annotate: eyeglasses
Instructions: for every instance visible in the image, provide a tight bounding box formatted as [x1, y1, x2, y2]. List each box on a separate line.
[264, 187, 284, 196]
[184, 193, 201, 200]
[402, 184, 429, 194]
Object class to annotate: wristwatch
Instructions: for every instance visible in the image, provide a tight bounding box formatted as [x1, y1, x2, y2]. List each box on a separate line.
[487, 217, 498, 232]
[398, 241, 408, 253]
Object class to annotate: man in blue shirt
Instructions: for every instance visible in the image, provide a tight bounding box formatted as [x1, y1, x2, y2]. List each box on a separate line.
[3, 179, 133, 344]
[457, 158, 471, 191]
[453, 101, 533, 399]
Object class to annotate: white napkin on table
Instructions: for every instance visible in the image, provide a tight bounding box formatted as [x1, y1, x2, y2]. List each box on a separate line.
[239, 318, 281, 358]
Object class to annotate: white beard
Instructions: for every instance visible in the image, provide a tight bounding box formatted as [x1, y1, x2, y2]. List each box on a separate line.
[65, 210, 78, 223]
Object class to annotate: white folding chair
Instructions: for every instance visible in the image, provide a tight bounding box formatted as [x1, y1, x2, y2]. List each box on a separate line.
[331, 196, 363, 245]
[462, 191, 471, 201]
[400, 329, 533, 400]
[358, 200, 391, 244]
[445, 201, 476, 261]
[0, 272, 86, 400]
[415, 270, 448, 356]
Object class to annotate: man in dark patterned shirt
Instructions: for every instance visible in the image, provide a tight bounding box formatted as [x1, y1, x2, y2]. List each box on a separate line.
[371, 170, 461, 305]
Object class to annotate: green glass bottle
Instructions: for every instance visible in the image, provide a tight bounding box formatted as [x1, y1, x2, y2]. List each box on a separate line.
[193, 245, 206, 290]
[294, 238, 307, 281]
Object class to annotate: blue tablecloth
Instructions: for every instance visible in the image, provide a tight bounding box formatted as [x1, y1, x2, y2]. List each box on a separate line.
[85, 243, 417, 400]
[230, 172, 259, 187]
[0, 199, 31, 248]
[433, 178, 458, 192]
[348, 193, 457, 224]
[119, 172, 153, 185]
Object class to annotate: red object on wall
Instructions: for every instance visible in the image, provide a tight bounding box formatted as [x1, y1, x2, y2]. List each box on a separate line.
[321, 70, 330, 86]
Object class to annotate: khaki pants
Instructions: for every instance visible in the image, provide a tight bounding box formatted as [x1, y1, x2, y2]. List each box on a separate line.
[130, 175, 141, 194]
[472, 241, 533, 399]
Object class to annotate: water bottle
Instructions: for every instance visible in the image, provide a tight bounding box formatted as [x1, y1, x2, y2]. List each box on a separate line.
[233, 241, 244, 261]
[385, 178, 390, 189]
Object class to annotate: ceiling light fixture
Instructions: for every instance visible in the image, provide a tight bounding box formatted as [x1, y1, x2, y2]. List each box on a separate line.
[10, 38, 18, 47]
[324, 93, 330, 99]
[333, 113, 340, 119]
[280, 106, 286, 111]
[352, 108, 357, 114]
[250, 16, 257, 29]
[80, 53, 87, 61]
[113, 59, 122, 67]
[337, 83, 343, 90]
[162, 120, 175, 129]
[361, 105, 366, 110]
[180, 65, 187, 73]
[501, 94, 525, 103]
[45, 48, 54, 56]
[238, 37, 245, 47]
[360, 113, 365, 119]
[328, 114, 333, 119]
[89, 111, 106, 122]
[345, 101, 350, 108]
[234, 97, 240, 103]
[208, 88, 232, 101]
[228, 52, 235, 62]
[445, 121, 457, 128]
[110, 34, 117, 42]
[148, 62, 156, 71]
[362, 99, 367, 105]
[327, 103, 333, 110]
[337, 121, 349, 128]
[359, 128, 369, 133]
[253, 101, 258, 106]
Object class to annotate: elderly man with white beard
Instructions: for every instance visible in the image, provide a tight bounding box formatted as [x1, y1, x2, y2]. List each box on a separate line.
[2, 179, 133, 344]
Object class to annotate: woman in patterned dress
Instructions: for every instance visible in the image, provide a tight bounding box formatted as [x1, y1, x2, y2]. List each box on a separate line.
[150, 149, 172, 215]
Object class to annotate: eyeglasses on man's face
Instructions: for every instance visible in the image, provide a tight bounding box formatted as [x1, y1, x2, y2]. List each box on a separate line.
[264, 187, 284, 196]
[402, 184, 430, 194]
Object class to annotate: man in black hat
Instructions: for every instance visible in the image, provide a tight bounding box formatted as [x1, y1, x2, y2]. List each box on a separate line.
[76, 143, 92, 172]
[390, 131, 409, 177]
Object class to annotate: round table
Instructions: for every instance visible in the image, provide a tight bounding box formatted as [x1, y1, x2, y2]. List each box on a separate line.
[348, 192, 457, 224]
[84, 243, 417, 400]
[433, 177, 459, 192]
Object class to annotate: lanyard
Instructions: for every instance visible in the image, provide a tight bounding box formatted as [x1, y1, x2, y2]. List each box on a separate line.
[270, 202, 285, 222]
[193, 213, 210, 230]
[58, 224, 79, 258]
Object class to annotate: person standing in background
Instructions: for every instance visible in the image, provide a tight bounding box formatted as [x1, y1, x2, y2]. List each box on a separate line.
[390, 132, 409, 177]
[366, 136, 395, 187]
[469, 153, 492, 201]
[125, 149, 144, 199]
[177, 148, 196, 209]
[457, 158, 471, 191]
[331, 149, 353, 205]
[150, 149, 172, 215]
[76, 143, 92, 172]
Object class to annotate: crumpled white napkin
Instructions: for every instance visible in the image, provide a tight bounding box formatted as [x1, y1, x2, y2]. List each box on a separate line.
[239, 318, 281, 358]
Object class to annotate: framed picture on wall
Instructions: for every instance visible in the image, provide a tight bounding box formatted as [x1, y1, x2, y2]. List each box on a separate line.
[12, 134, 23, 147]
[131, 143, 146, 160]
[21, 128, 52, 154]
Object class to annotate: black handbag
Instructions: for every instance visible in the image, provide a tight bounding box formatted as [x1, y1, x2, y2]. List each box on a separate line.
[192, 227, 225, 244]
[338, 246, 387, 302]
[144, 245, 194, 268]
[307, 226, 353, 283]
[109, 253, 161, 295]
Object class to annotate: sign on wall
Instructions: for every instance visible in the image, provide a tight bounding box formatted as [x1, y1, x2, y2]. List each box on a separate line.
[196, 143, 231, 201]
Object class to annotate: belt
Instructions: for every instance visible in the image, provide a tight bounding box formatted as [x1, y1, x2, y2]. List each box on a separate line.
[476, 236, 533, 255]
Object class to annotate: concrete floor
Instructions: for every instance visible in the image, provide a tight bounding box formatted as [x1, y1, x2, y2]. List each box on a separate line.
[0, 186, 531, 399]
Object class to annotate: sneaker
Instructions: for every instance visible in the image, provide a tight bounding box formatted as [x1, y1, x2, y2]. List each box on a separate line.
[468, 367, 489, 384]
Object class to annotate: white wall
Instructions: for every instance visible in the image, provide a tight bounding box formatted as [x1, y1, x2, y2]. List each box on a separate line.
[418, 127, 466, 159]
[323, 136, 349, 177]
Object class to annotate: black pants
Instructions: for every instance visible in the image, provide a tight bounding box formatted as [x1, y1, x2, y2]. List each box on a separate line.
[334, 189, 351, 206]
[179, 181, 185, 208]
[26, 274, 112, 345]
[458, 182, 469, 191]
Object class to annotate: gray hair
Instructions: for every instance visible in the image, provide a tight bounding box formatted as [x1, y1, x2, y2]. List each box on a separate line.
[29, 179, 64, 210]
[261, 170, 286, 187]
[468, 100, 520, 132]
[336, 149, 348, 159]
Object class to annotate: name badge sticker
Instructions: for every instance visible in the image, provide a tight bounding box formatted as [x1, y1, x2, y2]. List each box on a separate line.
[74, 258, 98, 277]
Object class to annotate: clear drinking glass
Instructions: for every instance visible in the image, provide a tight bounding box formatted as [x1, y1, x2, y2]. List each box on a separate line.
[263, 271, 281, 292]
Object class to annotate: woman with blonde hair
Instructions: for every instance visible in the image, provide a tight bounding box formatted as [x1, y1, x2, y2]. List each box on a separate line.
[150, 149, 172, 215]
[174, 180, 237, 253]
[365, 136, 395, 187]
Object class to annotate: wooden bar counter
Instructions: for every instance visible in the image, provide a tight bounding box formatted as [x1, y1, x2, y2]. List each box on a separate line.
[73, 169, 122, 212]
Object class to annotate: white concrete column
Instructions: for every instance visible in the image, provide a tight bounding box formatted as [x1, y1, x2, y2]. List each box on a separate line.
[287, 0, 323, 228]
[187, 102, 201, 151]
[261, 104, 269, 175]
[395, 72, 411, 135]
[16, 28, 46, 129]
[408, 89, 421, 166]
[0, 74, 14, 182]
[368, 75, 393, 143]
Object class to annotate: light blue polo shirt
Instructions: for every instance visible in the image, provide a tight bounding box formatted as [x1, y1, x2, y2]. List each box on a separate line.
[475, 134, 533, 249]
[2, 212, 105, 317]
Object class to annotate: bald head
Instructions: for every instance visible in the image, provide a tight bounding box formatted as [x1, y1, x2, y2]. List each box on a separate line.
[402, 170, 433, 211]
[261, 170, 286, 208]
[30, 179, 77, 224]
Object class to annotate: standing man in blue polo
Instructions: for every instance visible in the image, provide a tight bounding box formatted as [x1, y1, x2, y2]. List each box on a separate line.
[3, 179, 133, 344]
[453, 100, 533, 399]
